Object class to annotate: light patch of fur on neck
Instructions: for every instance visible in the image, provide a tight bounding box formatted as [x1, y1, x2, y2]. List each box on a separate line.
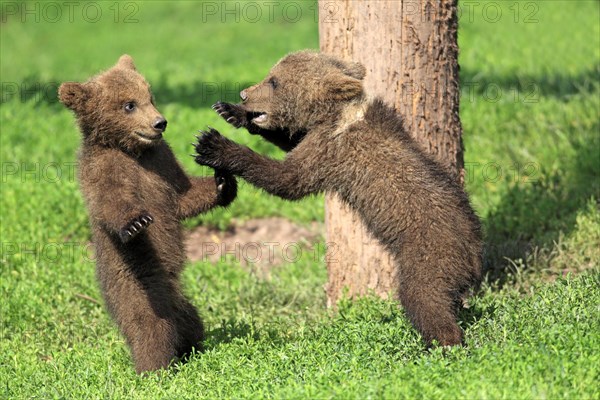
[330, 97, 370, 139]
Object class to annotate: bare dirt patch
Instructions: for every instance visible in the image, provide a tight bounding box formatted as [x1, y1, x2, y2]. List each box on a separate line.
[185, 217, 324, 273]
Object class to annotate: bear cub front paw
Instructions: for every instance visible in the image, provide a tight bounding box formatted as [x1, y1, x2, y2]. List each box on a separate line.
[212, 102, 246, 128]
[119, 214, 154, 244]
[194, 128, 235, 170]
[215, 169, 237, 207]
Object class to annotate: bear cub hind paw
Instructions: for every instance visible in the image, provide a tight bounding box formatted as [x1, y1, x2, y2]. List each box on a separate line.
[119, 213, 154, 243]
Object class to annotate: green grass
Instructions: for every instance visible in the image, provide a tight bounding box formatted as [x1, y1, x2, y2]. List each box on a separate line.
[1, 0, 599, 398]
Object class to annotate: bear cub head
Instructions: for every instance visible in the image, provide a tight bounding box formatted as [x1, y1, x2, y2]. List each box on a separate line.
[240, 50, 366, 134]
[59, 55, 166, 154]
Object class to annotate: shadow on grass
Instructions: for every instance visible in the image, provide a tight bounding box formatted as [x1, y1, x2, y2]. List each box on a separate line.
[6, 64, 597, 112]
[150, 73, 254, 109]
[204, 317, 295, 352]
[459, 301, 495, 330]
[482, 121, 600, 287]
[460, 63, 600, 101]
[460, 63, 600, 287]
[204, 318, 259, 349]
[0, 75, 64, 110]
[0, 74, 253, 110]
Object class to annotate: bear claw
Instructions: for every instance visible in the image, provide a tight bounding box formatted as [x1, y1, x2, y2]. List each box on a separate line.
[212, 102, 244, 128]
[193, 128, 230, 169]
[119, 213, 154, 244]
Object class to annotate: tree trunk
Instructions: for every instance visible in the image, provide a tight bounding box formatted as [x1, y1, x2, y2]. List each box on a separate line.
[319, 0, 464, 307]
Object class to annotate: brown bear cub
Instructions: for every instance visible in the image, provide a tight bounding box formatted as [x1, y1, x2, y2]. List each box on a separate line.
[195, 50, 482, 347]
[59, 55, 236, 373]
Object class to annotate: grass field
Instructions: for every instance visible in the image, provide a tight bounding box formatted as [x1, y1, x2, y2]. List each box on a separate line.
[1, 1, 599, 398]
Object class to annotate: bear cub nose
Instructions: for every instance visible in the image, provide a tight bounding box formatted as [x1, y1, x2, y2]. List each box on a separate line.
[153, 117, 167, 133]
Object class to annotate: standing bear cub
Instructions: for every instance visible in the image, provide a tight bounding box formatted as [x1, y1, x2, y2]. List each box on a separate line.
[59, 55, 236, 373]
[195, 50, 482, 346]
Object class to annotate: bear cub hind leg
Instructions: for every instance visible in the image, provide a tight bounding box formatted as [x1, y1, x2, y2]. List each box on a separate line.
[399, 281, 464, 347]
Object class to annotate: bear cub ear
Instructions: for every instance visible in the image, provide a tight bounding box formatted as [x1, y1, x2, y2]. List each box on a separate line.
[342, 61, 366, 80]
[58, 82, 89, 111]
[326, 72, 364, 101]
[117, 54, 137, 71]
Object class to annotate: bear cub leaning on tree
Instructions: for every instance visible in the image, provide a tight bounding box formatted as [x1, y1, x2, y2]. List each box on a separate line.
[194, 50, 483, 347]
[59, 55, 236, 373]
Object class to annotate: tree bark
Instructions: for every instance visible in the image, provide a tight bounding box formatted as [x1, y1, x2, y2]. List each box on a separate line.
[319, 0, 464, 306]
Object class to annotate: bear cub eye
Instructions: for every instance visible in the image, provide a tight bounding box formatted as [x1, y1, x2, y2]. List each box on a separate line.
[123, 102, 136, 113]
[268, 77, 278, 89]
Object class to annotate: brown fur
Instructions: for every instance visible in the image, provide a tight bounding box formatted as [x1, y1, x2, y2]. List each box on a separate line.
[59, 55, 236, 373]
[195, 50, 482, 346]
